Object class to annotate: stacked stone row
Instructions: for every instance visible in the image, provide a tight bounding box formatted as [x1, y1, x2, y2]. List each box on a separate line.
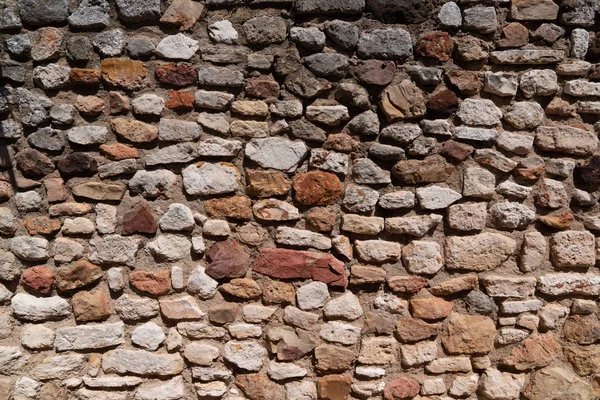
[0, 0, 600, 399]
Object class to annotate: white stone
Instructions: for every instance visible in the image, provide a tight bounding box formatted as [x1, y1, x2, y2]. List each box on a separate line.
[378, 190, 415, 209]
[324, 292, 363, 320]
[296, 281, 330, 310]
[159, 203, 194, 232]
[223, 340, 267, 372]
[11, 293, 70, 322]
[245, 138, 308, 173]
[183, 342, 220, 366]
[457, 98, 502, 126]
[285, 381, 317, 400]
[132, 94, 165, 116]
[319, 321, 361, 345]
[401, 341, 438, 367]
[202, 219, 230, 236]
[402, 241, 443, 275]
[134, 376, 184, 400]
[115, 295, 159, 321]
[155, 33, 199, 60]
[55, 322, 124, 351]
[275, 227, 332, 250]
[490, 202, 536, 229]
[67, 126, 108, 145]
[479, 368, 526, 400]
[102, 350, 184, 377]
[355, 240, 402, 263]
[187, 265, 218, 299]
[182, 162, 239, 196]
[242, 304, 277, 323]
[107, 268, 125, 292]
[463, 167, 495, 199]
[32, 354, 86, 380]
[416, 186, 462, 209]
[14, 191, 42, 212]
[455, 126, 499, 142]
[268, 361, 307, 381]
[229, 323, 262, 339]
[21, 324, 54, 350]
[449, 373, 479, 397]
[62, 217, 95, 235]
[147, 234, 191, 262]
[131, 321, 166, 351]
[96, 204, 117, 234]
[208, 20, 238, 44]
[520, 69, 559, 98]
[571, 28, 589, 59]
[439, 2, 462, 27]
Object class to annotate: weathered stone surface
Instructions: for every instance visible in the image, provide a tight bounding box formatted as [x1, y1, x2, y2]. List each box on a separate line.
[442, 313, 496, 355]
[11, 293, 71, 322]
[102, 350, 184, 377]
[55, 322, 124, 351]
[445, 233, 516, 271]
[503, 333, 561, 370]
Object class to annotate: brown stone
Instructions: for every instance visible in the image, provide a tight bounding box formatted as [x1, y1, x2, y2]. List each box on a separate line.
[387, 276, 428, 294]
[44, 177, 67, 203]
[155, 63, 198, 87]
[442, 313, 496, 355]
[525, 365, 596, 400]
[314, 344, 356, 372]
[323, 133, 361, 153]
[384, 376, 420, 400]
[364, 311, 396, 335]
[108, 91, 131, 114]
[293, 171, 343, 206]
[48, 202, 93, 217]
[392, 155, 454, 184]
[350, 265, 387, 285]
[206, 239, 251, 279]
[498, 22, 529, 48]
[69, 68, 101, 86]
[410, 298, 454, 320]
[76, 95, 105, 117]
[446, 69, 481, 95]
[159, 0, 204, 31]
[318, 375, 352, 400]
[511, 0, 560, 21]
[15, 149, 55, 177]
[57, 153, 98, 178]
[252, 248, 347, 288]
[236, 374, 285, 400]
[436, 139, 474, 162]
[205, 196, 252, 220]
[237, 222, 269, 246]
[22, 266, 54, 295]
[122, 201, 157, 235]
[416, 32, 452, 61]
[538, 211, 573, 229]
[454, 35, 490, 62]
[503, 333, 561, 371]
[55, 260, 103, 292]
[380, 80, 426, 121]
[262, 279, 295, 305]
[110, 117, 158, 143]
[426, 89, 460, 118]
[564, 345, 600, 376]
[72, 290, 112, 321]
[209, 303, 238, 325]
[24, 216, 62, 236]
[245, 75, 280, 99]
[396, 317, 441, 343]
[0, 180, 13, 201]
[165, 90, 194, 110]
[564, 315, 600, 345]
[546, 97, 577, 117]
[31, 27, 63, 61]
[101, 58, 149, 90]
[306, 209, 337, 232]
[100, 143, 139, 161]
[72, 182, 125, 201]
[39, 383, 67, 400]
[354, 59, 396, 86]
[130, 270, 171, 296]
[245, 169, 291, 198]
[220, 278, 261, 300]
[430, 275, 479, 296]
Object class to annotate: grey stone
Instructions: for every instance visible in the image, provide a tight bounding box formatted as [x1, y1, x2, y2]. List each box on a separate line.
[245, 137, 308, 173]
[0, 120, 22, 140]
[562, 0, 597, 27]
[187, 266, 218, 299]
[417, 186, 462, 209]
[380, 123, 421, 144]
[115, 294, 159, 321]
[93, 29, 126, 57]
[465, 291, 496, 315]
[15, 191, 42, 212]
[67, 126, 108, 146]
[98, 159, 139, 178]
[11, 237, 49, 261]
[0, 7, 21, 31]
[348, 110, 380, 136]
[519, 69, 559, 98]
[131, 94, 164, 116]
[457, 99, 502, 127]
[490, 202, 536, 229]
[89, 234, 141, 267]
[50, 104, 76, 125]
[352, 158, 391, 184]
[194, 90, 234, 110]
[6, 34, 30, 58]
[145, 143, 197, 166]
[243, 16, 287, 46]
[18, 0, 69, 26]
[439, 2, 462, 28]
[325, 20, 359, 50]
[147, 234, 191, 262]
[223, 340, 267, 371]
[66, 37, 91, 62]
[410, 66, 443, 86]
[483, 72, 518, 97]
[17, 88, 52, 128]
[102, 350, 183, 377]
[571, 29, 589, 59]
[182, 162, 239, 196]
[197, 67, 244, 87]
[295, 0, 364, 14]
[69, 0, 110, 29]
[116, 0, 161, 22]
[305, 53, 348, 78]
[290, 27, 325, 51]
[490, 49, 565, 64]
[0, 60, 26, 83]
[32, 354, 85, 380]
[159, 203, 194, 232]
[357, 28, 412, 59]
[504, 101, 545, 130]
[289, 119, 326, 143]
[131, 322, 165, 351]
[129, 169, 178, 198]
[55, 323, 124, 351]
[127, 37, 155, 58]
[463, 6, 497, 33]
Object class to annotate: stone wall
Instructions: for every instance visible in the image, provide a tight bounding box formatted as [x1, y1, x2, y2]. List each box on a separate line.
[0, 0, 599, 398]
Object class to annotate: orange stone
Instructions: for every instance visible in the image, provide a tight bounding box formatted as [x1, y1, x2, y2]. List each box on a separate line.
[245, 169, 291, 198]
[165, 89, 194, 110]
[318, 375, 352, 400]
[101, 58, 149, 90]
[110, 118, 158, 143]
[24, 216, 62, 236]
[130, 270, 171, 296]
[100, 142, 139, 160]
[205, 196, 252, 220]
[55, 260, 103, 292]
[410, 297, 454, 320]
[72, 290, 112, 321]
[292, 171, 343, 206]
[69, 68, 101, 86]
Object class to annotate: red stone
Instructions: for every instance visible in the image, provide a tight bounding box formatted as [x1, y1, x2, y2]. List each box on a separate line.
[24, 216, 62, 236]
[99, 143, 139, 161]
[236, 374, 285, 400]
[245, 75, 280, 99]
[416, 32, 453, 61]
[324, 133, 361, 153]
[426, 89, 459, 118]
[387, 276, 428, 294]
[165, 89, 194, 110]
[354, 59, 396, 86]
[306, 209, 337, 232]
[498, 22, 529, 48]
[252, 248, 347, 288]
[57, 153, 98, 177]
[129, 270, 171, 296]
[410, 297, 454, 320]
[384, 376, 421, 400]
[292, 171, 343, 206]
[446, 69, 481, 95]
[122, 201, 157, 234]
[436, 140, 474, 162]
[22, 266, 54, 295]
[206, 239, 251, 279]
[69, 68, 101, 86]
[155, 63, 198, 87]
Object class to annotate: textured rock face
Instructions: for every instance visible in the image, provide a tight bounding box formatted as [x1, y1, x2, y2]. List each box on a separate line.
[0, 0, 598, 398]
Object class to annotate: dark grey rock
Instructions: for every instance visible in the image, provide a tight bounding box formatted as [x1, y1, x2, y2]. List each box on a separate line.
[127, 37, 155, 58]
[69, 0, 110, 29]
[18, 0, 69, 26]
[50, 104, 76, 126]
[562, 0, 597, 27]
[369, 143, 405, 161]
[0, 88, 12, 115]
[410, 66, 443, 86]
[296, 0, 364, 14]
[93, 29, 126, 57]
[66, 37, 91, 62]
[305, 53, 349, 78]
[116, 0, 161, 23]
[0, 7, 21, 30]
[285, 68, 328, 99]
[243, 16, 287, 46]
[367, 0, 433, 23]
[6, 34, 30, 58]
[465, 291, 497, 315]
[0, 60, 26, 83]
[197, 67, 244, 87]
[28, 127, 67, 152]
[348, 110, 380, 136]
[289, 119, 327, 143]
[325, 20, 359, 50]
[357, 28, 412, 60]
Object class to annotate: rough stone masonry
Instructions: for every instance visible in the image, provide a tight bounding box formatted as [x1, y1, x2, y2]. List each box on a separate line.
[1, 0, 600, 398]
